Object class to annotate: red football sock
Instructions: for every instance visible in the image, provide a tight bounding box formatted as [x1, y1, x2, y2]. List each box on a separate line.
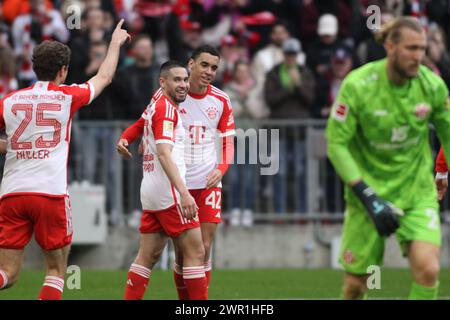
[124, 263, 151, 300]
[183, 266, 208, 300]
[173, 264, 189, 300]
[0, 270, 9, 289]
[38, 276, 64, 300]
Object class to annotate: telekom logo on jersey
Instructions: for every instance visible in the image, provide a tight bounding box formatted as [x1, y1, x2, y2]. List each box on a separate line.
[189, 125, 206, 144]
[184, 125, 280, 176]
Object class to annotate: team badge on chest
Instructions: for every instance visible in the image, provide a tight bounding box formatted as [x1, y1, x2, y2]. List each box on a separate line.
[206, 106, 219, 120]
[414, 103, 430, 119]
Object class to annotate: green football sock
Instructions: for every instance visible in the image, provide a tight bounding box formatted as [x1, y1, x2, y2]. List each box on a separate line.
[408, 281, 439, 300]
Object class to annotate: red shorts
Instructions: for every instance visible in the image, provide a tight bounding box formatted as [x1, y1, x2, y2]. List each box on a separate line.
[140, 205, 200, 238]
[0, 195, 73, 251]
[190, 188, 222, 223]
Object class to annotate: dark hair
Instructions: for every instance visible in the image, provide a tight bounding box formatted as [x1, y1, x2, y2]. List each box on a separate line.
[190, 45, 220, 61]
[131, 34, 152, 49]
[32, 40, 71, 81]
[159, 60, 187, 78]
[375, 16, 424, 45]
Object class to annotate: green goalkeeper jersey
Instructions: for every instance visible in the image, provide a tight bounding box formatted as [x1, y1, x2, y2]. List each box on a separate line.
[326, 58, 450, 210]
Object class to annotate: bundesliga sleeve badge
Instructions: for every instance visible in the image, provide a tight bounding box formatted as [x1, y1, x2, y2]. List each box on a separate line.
[163, 120, 174, 139]
[332, 103, 349, 122]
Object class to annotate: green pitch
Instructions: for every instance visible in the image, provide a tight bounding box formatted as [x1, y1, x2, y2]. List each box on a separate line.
[1, 269, 449, 300]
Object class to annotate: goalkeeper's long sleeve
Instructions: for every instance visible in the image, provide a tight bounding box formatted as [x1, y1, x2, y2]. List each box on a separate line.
[327, 142, 362, 185]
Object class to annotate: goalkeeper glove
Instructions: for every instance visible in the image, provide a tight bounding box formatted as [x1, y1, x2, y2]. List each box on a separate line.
[351, 181, 404, 237]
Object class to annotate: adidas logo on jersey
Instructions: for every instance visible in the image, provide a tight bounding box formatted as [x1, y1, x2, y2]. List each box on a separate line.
[180, 108, 187, 114]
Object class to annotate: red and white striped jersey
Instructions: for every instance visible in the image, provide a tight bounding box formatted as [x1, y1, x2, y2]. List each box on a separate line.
[152, 85, 235, 189]
[140, 94, 186, 211]
[0, 81, 95, 198]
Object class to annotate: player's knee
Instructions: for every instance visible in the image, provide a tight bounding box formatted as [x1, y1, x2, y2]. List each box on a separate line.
[136, 248, 161, 269]
[184, 244, 205, 265]
[418, 261, 440, 286]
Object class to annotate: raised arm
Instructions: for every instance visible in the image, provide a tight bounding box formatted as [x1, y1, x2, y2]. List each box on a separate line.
[89, 19, 130, 100]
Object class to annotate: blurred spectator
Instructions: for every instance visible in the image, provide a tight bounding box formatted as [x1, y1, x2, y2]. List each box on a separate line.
[357, 10, 393, 64]
[2, 0, 53, 24]
[306, 13, 345, 78]
[216, 34, 248, 86]
[75, 40, 120, 216]
[224, 60, 257, 227]
[0, 5, 17, 99]
[299, 0, 353, 49]
[0, 38, 18, 99]
[112, 34, 159, 120]
[198, 0, 269, 51]
[249, 22, 304, 119]
[67, 6, 111, 84]
[425, 0, 450, 51]
[178, 19, 204, 62]
[264, 38, 315, 214]
[12, 0, 69, 87]
[314, 45, 353, 119]
[265, 38, 315, 119]
[224, 60, 257, 119]
[313, 44, 353, 213]
[426, 23, 450, 88]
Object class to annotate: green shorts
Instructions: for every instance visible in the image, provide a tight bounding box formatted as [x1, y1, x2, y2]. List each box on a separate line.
[339, 201, 441, 275]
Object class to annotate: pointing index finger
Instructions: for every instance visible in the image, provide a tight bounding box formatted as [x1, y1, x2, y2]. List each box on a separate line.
[116, 19, 125, 30]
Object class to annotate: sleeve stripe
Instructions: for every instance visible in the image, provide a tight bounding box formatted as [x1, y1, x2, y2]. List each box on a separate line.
[155, 139, 175, 145]
[220, 130, 235, 137]
[165, 100, 169, 118]
[211, 87, 231, 103]
[165, 99, 176, 120]
[87, 81, 95, 104]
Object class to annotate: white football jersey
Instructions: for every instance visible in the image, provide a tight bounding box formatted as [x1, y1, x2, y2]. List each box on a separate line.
[140, 94, 186, 211]
[0, 81, 95, 198]
[152, 85, 235, 189]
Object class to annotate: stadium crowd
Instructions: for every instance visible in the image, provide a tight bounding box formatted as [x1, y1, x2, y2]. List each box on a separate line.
[1, 0, 450, 225]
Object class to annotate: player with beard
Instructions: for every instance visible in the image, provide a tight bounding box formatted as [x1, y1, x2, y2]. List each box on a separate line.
[117, 61, 207, 300]
[326, 16, 450, 299]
